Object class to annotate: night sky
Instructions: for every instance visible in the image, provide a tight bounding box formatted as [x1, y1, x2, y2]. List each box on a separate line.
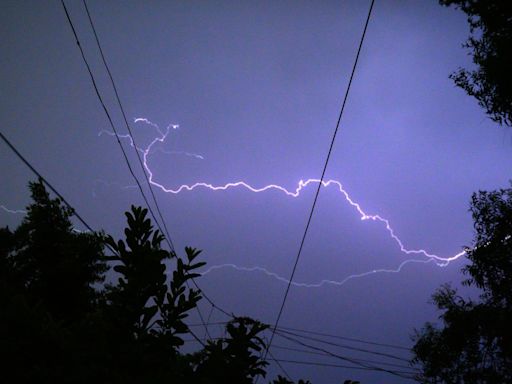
[1, 1, 511, 383]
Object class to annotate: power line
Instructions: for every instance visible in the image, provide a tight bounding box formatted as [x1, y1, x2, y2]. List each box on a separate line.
[263, 0, 376, 365]
[266, 358, 417, 379]
[60, 0, 216, 340]
[59, 0, 170, 252]
[275, 328, 411, 363]
[0, 130, 216, 345]
[81, 0, 175, 253]
[0, 131, 116, 256]
[275, 329, 415, 380]
[187, 320, 412, 355]
[185, 317, 417, 377]
[267, 347, 293, 382]
[270, 345, 418, 372]
[277, 325, 411, 351]
[180, 338, 416, 373]
[78, 0, 214, 340]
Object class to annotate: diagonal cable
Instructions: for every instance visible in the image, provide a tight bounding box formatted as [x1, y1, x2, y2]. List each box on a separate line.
[0, 131, 117, 257]
[63, 0, 215, 339]
[262, 0, 376, 367]
[60, 0, 171, 251]
[274, 329, 414, 380]
[82, 0, 175, 252]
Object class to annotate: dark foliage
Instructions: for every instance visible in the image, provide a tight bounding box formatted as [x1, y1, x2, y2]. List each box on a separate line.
[412, 186, 512, 383]
[0, 180, 327, 384]
[440, 0, 512, 126]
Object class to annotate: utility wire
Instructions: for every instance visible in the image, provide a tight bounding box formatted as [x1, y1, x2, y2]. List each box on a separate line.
[186, 321, 415, 367]
[188, 320, 412, 352]
[267, 348, 293, 382]
[60, 0, 214, 340]
[266, 358, 417, 379]
[0, 131, 116, 257]
[180, 338, 416, 373]
[263, 0, 376, 365]
[270, 345, 418, 371]
[278, 324, 411, 351]
[79, 0, 213, 340]
[82, 0, 175, 252]
[188, 327, 206, 348]
[0, 129, 215, 347]
[275, 328, 411, 363]
[275, 330, 415, 380]
[60, 0, 170, 252]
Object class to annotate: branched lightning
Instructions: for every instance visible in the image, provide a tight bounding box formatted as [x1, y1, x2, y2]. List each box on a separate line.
[97, 117, 467, 287]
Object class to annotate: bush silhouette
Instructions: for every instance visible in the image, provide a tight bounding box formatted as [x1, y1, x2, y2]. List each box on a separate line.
[1, 180, 336, 384]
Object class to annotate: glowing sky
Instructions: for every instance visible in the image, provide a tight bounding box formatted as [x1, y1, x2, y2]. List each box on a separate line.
[1, 1, 511, 382]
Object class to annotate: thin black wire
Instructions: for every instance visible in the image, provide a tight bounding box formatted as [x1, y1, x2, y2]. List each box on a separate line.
[82, 0, 175, 252]
[196, 290, 232, 318]
[178, 339, 416, 372]
[263, 0, 376, 365]
[1, 129, 213, 355]
[188, 327, 206, 348]
[61, 0, 213, 341]
[275, 328, 411, 363]
[266, 358, 417, 379]
[275, 330, 414, 380]
[0, 131, 117, 257]
[278, 324, 411, 351]
[203, 303, 215, 343]
[0, 131, 215, 345]
[183, 320, 417, 375]
[187, 320, 412, 354]
[77, 0, 211, 338]
[266, 348, 293, 382]
[60, 0, 170, 252]
[270, 344, 418, 371]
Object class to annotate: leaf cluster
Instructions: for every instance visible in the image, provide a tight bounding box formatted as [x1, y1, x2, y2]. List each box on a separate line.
[412, 186, 512, 383]
[0, 180, 328, 384]
[440, 0, 512, 126]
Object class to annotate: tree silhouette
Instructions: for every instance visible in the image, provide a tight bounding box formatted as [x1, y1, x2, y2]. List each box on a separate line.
[1, 180, 332, 383]
[412, 186, 512, 383]
[440, 0, 512, 126]
[192, 317, 269, 383]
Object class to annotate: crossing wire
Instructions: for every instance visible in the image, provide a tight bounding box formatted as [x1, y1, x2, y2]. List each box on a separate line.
[275, 329, 415, 380]
[60, 0, 213, 339]
[60, 0, 172, 252]
[188, 320, 412, 352]
[0, 131, 116, 256]
[262, 0, 376, 368]
[82, 0, 175, 253]
[274, 328, 411, 363]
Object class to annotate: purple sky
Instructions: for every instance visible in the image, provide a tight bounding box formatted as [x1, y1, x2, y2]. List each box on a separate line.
[1, 1, 511, 383]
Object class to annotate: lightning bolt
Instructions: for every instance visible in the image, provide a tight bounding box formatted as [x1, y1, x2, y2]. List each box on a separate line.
[0, 205, 27, 215]
[97, 118, 467, 287]
[1, 205, 88, 233]
[199, 259, 438, 288]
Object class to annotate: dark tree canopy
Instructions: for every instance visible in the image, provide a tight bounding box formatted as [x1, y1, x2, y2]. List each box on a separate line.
[440, 0, 512, 126]
[412, 186, 512, 383]
[1, 180, 333, 384]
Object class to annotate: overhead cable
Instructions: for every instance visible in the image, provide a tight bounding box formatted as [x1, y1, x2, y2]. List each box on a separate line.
[60, 0, 171, 251]
[82, 0, 175, 252]
[263, 0, 376, 365]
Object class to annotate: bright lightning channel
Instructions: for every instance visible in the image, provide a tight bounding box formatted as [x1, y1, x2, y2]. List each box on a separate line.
[97, 118, 466, 288]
